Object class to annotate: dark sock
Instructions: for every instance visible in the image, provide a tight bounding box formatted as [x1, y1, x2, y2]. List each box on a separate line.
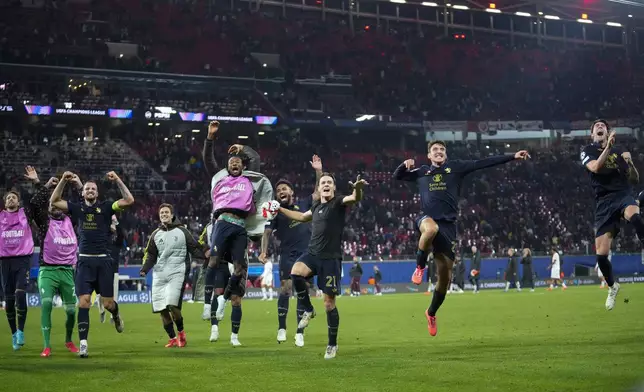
[630, 213, 644, 243]
[174, 317, 184, 332]
[15, 291, 27, 331]
[5, 297, 16, 334]
[296, 303, 305, 334]
[277, 293, 289, 330]
[204, 286, 213, 305]
[292, 274, 313, 312]
[416, 249, 428, 269]
[164, 322, 176, 339]
[327, 307, 339, 346]
[78, 308, 90, 341]
[210, 293, 219, 326]
[107, 302, 120, 318]
[229, 273, 241, 287]
[231, 304, 242, 334]
[596, 254, 614, 286]
[65, 306, 75, 342]
[428, 290, 446, 317]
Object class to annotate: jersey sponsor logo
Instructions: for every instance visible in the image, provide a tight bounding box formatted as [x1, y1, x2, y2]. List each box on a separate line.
[432, 174, 442, 182]
[86, 214, 94, 222]
[445, 168, 451, 173]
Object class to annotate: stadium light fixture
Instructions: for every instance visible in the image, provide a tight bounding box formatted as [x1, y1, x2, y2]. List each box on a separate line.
[191, 129, 200, 133]
[577, 18, 593, 23]
[446, 3, 452, 6]
[390, 0, 405, 3]
[148, 123, 153, 126]
[262, 63, 267, 67]
[628, 14, 633, 17]
[238, 135, 249, 139]
[258, 131, 265, 135]
[544, 15, 560, 20]
[515, 12, 531, 17]
[421, 1, 438, 6]
[452, 5, 468, 9]
[486, 8, 501, 13]
[119, 54, 123, 58]
[155, 123, 160, 126]
[164, 137, 168, 141]
[538, 11, 543, 15]
[606, 22, 622, 26]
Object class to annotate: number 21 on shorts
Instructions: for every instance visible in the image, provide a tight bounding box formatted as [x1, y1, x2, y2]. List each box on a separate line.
[325, 275, 337, 287]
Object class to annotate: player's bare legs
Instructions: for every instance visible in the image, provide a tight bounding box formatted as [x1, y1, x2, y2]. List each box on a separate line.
[425, 253, 453, 336]
[323, 293, 339, 359]
[412, 218, 439, 284]
[595, 232, 620, 310]
[169, 305, 186, 347]
[291, 262, 315, 329]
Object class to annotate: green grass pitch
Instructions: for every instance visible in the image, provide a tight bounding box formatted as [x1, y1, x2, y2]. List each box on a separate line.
[1, 286, 643, 392]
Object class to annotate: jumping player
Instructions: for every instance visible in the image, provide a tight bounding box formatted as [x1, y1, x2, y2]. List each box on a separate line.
[50, 170, 134, 357]
[98, 215, 125, 324]
[269, 172, 368, 359]
[394, 140, 529, 336]
[29, 171, 80, 357]
[140, 204, 205, 348]
[580, 119, 642, 310]
[202, 121, 273, 346]
[198, 220, 232, 322]
[259, 155, 323, 347]
[0, 166, 43, 350]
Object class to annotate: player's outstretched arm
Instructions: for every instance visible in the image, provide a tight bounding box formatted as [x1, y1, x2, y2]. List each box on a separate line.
[343, 175, 369, 205]
[49, 171, 73, 213]
[393, 159, 420, 181]
[259, 227, 273, 263]
[621, 151, 639, 184]
[107, 171, 135, 211]
[461, 151, 530, 174]
[278, 207, 312, 223]
[202, 121, 220, 175]
[140, 229, 160, 275]
[310, 155, 323, 201]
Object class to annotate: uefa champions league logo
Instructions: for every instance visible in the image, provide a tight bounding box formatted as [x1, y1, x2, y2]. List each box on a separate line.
[28, 294, 40, 307]
[139, 292, 150, 303]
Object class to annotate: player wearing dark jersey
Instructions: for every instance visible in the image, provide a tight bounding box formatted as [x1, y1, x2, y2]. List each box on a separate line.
[580, 119, 641, 311]
[270, 172, 368, 359]
[50, 170, 134, 357]
[394, 140, 529, 336]
[259, 155, 323, 347]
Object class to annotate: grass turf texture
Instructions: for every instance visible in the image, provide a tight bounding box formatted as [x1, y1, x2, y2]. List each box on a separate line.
[1, 286, 643, 392]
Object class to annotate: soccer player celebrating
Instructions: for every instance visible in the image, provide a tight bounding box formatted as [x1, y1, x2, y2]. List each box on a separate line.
[27, 169, 80, 357]
[98, 215, 125, 324]
[202, 121, 273, 346]
[269, 172, 368, 359]
[198, 219, 232, 322]
[0, 166, 44, 350]
[140, 204, 205, 348]
[580, 119, 642, 310]
[394, 140, 529, 336]
[50, 170, 134, 357]
[259, 155, 323, 347]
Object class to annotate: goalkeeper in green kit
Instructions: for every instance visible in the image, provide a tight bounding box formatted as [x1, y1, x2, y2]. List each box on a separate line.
[26, 166, 81, 357]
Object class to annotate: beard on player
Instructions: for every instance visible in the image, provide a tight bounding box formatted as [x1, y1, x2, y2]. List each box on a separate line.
[276, 181, 294, 206]
[82, 181, 99, 204]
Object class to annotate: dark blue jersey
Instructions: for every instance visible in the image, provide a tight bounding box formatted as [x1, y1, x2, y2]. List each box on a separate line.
[268, 196, 312, 255]
[580, 143, 631, 198]
[68, 200, 116, 255]
[393, 156, 515, 222]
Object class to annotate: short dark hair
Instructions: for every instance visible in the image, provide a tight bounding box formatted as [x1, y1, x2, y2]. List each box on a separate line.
[3, 189, 20, 202]
[591, 119, 610, 132]
[159, 203, 174, 214]
[427, 140, 446, 152]
[318, 172, 336, 186]
[275, 179, 294, 191]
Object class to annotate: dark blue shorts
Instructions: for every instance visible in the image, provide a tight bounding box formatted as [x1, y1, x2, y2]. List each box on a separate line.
[211, 220, 248, 262]
[0, 255, 30, 296]
[595, 192, 637, 237]
[279, 250, 305, 281]
[75, 256, 115, 297]
[416, 216, 457, 260]
[297, 253, 342, 296]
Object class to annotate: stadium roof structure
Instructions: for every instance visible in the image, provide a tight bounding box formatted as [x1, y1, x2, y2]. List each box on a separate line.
[370, 0, 644, 22]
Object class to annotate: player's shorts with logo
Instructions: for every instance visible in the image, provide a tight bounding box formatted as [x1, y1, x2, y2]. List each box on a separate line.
[0, 255, 31, 296]
[210, 219, 248, 262]
[75, 255, 115, 297]
[151, 264, 188, 312]
[278, 250, 307, 280]
[297, 252, 342, 296]
[415, 217, 457, 259]
[595, 191, 637, 237]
